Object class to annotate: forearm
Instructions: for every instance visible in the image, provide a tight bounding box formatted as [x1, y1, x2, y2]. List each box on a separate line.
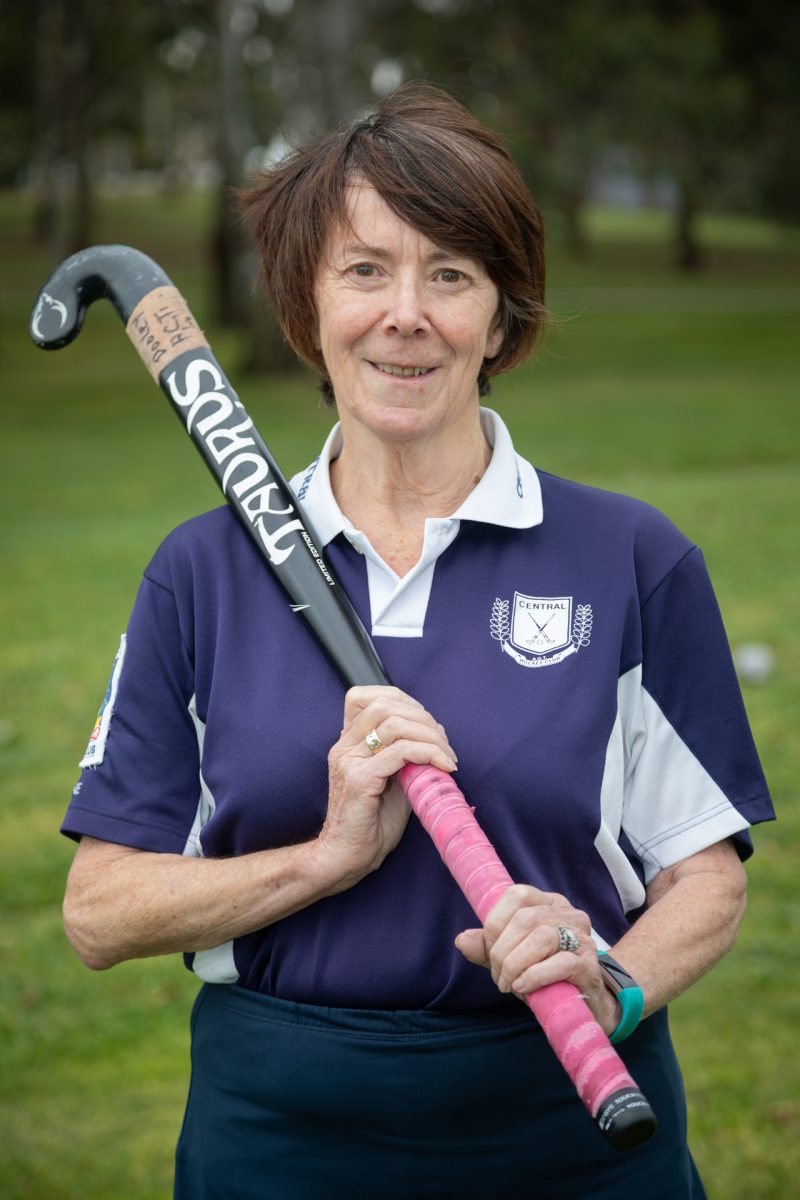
[63, 689, 454, 971]
[63, 835, 339, 970]
[608, 839, 747, 1018]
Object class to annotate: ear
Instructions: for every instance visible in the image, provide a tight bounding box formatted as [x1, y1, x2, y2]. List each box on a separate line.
[485, 316, 504, 361]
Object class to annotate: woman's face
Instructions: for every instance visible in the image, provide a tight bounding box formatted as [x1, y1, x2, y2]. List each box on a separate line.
[314, 182, 504, 445]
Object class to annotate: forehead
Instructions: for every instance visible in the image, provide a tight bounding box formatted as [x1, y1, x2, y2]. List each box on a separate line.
[342, 182, 403, 232]
[326, 182, 467, 263]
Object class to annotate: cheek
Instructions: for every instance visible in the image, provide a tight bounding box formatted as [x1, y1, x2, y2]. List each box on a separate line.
[319, 299, 375, 357]
[450, 316, 499, 367]
[445, 294, 503, 361]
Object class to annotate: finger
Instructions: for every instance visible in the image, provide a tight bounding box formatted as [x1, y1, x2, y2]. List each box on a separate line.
[508, 941, 599, 1000]
[341, 703, 458, 767]
[341, 698, 441, 749]
[343, 685, 425, 723]
[483, 884, 557, 943]
[489, 910, 557, 991]
[355, 714, 458, 761]
[454, 928, 489, 966]
[329, 734, 458, 803]
[361, 737, 458, 777]
[342, 687, 452, 742]
[487, 904, 592, 988]
[501, 918, 599, 995]
[486, 887, 594, 946]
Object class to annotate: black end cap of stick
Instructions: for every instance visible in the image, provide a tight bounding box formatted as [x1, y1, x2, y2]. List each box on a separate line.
[596, 1088, 658, 1151]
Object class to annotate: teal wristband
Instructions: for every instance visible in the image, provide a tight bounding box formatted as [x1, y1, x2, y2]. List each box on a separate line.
[597, 951, 645, 1045]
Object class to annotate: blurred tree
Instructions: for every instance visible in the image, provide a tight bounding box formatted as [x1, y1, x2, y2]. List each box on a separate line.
[370, 0, 785, 269]
[0, 0, 38, 188]
[485, 1, 646, 258]
[293, 0, 365, 126]
[4, 0, 797, 336]
[233, 0, 373, 373]
[624, 0, 748, 270]
[370, 0, 644, 256]
[710, 0, 800, 224]
[22, 0, 182, 256]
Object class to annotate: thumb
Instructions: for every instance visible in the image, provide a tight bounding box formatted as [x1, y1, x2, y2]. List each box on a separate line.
[454, 928, 489, 967]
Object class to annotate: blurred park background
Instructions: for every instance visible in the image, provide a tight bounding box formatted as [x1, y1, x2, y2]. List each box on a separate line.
[1, 1, 798, 1197]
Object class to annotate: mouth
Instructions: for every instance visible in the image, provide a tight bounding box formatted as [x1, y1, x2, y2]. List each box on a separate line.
[369, 361, 437, 379]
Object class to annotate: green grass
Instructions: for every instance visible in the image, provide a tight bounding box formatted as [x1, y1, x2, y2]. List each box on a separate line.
[1, 189, 798, 1198]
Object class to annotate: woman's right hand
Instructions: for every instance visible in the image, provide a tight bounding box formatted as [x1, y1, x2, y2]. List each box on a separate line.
[314, 685, 458, 894]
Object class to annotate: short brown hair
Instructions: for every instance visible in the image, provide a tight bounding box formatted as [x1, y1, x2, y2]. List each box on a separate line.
[240, 83, 547, 402]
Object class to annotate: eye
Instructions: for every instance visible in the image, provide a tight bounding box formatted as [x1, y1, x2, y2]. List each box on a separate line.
[351, 263, 378, 278]
[437, 268, 466, 285]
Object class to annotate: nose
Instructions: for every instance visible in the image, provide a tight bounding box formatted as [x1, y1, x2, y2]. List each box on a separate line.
[382, 275, 431, 338]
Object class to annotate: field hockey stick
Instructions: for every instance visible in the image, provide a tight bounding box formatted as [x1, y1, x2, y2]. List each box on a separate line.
[31, 245, 657, 1150]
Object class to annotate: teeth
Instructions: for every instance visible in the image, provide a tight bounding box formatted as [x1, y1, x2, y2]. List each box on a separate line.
[374, 363, 432, 377]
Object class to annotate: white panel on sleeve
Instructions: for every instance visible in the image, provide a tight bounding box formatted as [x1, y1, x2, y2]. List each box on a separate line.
[620, 667, 751, 883]
[183, 696, 217, 857]
[183, 693, 238, 985]
[594, 670, 648, 921]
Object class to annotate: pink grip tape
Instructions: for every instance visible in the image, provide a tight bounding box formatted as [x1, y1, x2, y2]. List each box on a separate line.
[399, 762, 639, 1119]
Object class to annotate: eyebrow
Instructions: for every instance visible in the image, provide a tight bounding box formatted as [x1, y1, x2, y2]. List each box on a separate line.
[343, 243, 466, 264]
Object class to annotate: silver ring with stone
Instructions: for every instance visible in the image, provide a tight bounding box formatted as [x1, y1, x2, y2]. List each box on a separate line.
[556, 924, 580, 953]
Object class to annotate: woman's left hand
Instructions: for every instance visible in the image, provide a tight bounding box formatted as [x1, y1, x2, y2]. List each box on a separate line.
[454, 884, 619, 1035]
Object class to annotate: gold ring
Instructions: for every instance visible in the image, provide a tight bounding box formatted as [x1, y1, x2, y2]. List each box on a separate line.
[364, 728, 385, 754]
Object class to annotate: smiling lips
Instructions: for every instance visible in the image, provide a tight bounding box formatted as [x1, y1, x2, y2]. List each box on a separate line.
[371, 361, 436, 377]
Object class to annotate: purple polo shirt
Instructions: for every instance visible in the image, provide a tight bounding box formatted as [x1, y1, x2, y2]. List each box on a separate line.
[62, 411, 773, 1010]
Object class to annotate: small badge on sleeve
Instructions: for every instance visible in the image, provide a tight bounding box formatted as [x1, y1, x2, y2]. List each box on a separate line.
[79, 634, 127, 768]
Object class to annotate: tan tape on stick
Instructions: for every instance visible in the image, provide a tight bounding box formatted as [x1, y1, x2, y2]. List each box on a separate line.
[125, 286, 209, 380]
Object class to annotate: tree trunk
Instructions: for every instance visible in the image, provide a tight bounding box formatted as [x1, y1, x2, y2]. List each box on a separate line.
[73, 137, 94, 252]
[211, 0, 253, 328]
[563, 175, 590, 258]
[31, 0, 66, 256]
[305, 0, 362, 127]
[211, 192, 248, 328]
[64, 6, 95, 254]
[675, 176, 703, 271]
[245, 285, 302, 375]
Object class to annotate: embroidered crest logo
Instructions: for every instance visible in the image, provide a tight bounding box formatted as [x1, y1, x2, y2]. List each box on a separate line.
[490, 594, 593, 668]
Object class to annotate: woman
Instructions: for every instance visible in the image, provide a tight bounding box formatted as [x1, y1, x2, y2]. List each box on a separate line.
[61, 85, 773, 1198]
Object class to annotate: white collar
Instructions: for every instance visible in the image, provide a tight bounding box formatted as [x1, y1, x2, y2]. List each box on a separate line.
[289, 407, 543, 548]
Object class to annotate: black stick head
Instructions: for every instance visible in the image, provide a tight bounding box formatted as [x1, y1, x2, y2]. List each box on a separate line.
[30, 244, 171, 350]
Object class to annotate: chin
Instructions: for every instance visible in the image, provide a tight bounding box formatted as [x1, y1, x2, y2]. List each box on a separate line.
[361, 396, 448, 440]
[363, 408, 433, 441]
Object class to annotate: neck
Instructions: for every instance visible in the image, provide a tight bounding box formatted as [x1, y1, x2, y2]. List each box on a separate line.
[330, 410, 491, 574]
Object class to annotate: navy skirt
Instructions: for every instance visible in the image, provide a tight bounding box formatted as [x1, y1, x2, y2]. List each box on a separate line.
[174, 984, 706, 1200]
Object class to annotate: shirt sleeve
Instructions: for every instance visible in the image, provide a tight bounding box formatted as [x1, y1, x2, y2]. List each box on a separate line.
[621, 546, 774, 880]
[61, 570, 202, 854]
